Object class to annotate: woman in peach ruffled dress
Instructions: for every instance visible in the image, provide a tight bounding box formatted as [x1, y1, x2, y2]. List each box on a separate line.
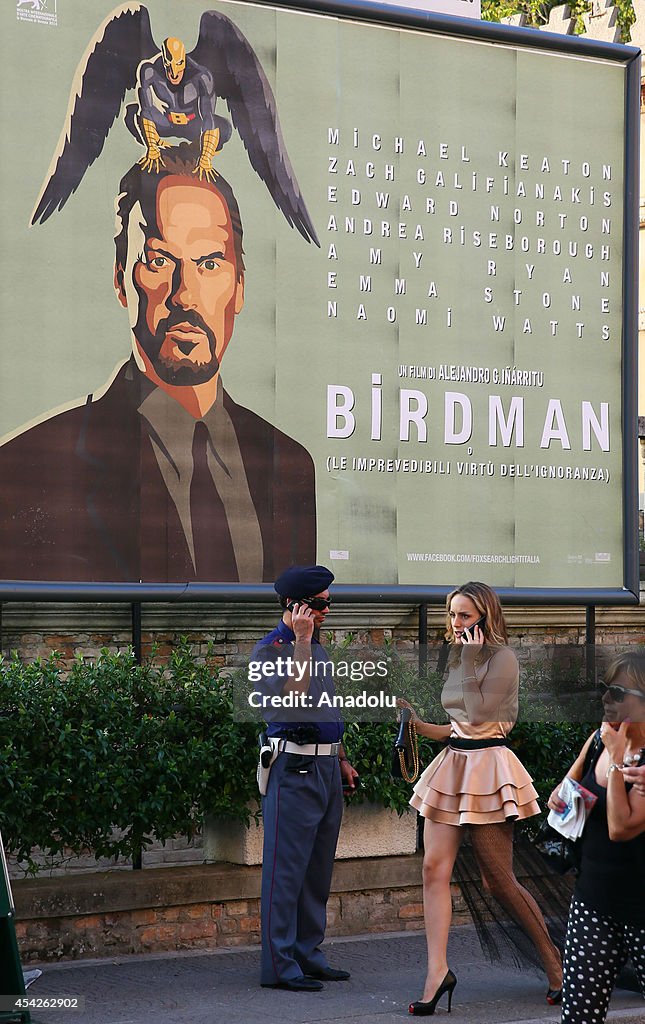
[400, 581, 562, 1016]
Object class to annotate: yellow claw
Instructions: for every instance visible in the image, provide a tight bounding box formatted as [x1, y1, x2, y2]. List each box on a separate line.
[139, 119, 165, 174]
[192, 129, 219, 183]
[193, 163, 217, 183]
[138, 152, 165, 174]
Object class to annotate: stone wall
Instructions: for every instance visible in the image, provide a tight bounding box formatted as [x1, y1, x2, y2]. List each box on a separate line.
[9, 804, 419, 880]
[8, 834, 205, 880]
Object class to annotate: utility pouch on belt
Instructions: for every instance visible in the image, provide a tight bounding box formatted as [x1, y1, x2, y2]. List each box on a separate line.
[257, 732, 279, 796]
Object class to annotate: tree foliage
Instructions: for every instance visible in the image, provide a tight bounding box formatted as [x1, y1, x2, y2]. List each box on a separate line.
[482, 0, 635, 41]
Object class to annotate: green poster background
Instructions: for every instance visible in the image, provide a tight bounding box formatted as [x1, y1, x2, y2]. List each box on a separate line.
[0, 0, 630, 589]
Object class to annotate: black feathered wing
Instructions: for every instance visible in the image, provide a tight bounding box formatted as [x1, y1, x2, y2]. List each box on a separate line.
[190, 11, 319, 246]
[31, 3, 157, 225]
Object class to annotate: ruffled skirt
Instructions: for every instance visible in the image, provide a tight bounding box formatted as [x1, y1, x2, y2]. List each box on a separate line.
[410, 745, 540, 826]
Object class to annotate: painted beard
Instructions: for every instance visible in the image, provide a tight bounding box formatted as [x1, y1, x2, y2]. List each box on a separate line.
[134, 295, 221, 387]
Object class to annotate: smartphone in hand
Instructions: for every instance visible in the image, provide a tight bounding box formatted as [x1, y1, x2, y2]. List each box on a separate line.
[465, 615, 486, 639]
[342, 775, 361, 794]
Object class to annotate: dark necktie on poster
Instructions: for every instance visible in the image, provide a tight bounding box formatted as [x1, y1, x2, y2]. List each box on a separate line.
[190, 420, 236, 581]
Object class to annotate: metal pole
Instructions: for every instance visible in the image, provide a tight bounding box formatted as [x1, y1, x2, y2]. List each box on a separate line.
[586, 605, 596, 690]
[131, 602, 143, 869]
[585, 605, 596, 646]
[418, 602, 428, 676]
[131, 602, 142, 665]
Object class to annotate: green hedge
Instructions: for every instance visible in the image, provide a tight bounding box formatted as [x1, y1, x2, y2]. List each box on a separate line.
[0, 644, 259, 870]
[0, 644, 593, 872]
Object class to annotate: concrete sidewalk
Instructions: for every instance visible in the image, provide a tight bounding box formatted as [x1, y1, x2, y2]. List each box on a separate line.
[21, 925, 644, 1024]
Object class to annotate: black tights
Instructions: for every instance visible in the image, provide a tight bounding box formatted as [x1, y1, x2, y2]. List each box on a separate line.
[470, 822, 563, 989]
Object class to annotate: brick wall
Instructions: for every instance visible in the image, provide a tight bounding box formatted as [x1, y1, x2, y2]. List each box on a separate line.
[3, 599, 645, 666]
[11, 860, 421, 961]
[12, 856, 474, 962]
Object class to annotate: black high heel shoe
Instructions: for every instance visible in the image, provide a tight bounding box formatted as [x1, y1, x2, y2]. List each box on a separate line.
[409, 970, 457, 1016]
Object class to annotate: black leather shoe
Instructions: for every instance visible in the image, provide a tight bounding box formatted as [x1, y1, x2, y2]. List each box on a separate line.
[306, 966, 351, 981]
[261, 976, 324, 992]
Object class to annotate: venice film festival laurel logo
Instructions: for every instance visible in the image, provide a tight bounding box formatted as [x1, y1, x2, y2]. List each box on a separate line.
[16, 0, 57, 27]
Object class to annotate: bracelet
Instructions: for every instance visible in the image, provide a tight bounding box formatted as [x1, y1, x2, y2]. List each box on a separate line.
[339, 756, 349, 763]
[606, 762, 622, 778]
[463, 675, 477, 682]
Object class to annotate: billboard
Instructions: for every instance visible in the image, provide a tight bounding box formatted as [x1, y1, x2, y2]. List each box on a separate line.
[0, 0, 639, 599]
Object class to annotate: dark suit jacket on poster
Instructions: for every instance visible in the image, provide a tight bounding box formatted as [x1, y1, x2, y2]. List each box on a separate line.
[0, 362, 316, 583]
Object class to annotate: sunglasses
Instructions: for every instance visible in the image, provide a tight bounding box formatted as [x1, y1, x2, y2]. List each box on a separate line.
[301, 597, 331, 611]
[598, 681, 645, 703]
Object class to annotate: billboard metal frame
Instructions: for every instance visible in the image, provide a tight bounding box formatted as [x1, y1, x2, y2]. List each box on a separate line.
[0, 1, 639, 605]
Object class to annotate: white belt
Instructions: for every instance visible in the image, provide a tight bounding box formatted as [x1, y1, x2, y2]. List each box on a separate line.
[270, 739, 341, 757]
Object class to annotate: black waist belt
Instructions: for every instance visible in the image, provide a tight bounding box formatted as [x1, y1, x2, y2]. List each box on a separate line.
[448, 737, 509, 750]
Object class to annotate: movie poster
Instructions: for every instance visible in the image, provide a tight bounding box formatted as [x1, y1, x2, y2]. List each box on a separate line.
[0, 0, 637, 593]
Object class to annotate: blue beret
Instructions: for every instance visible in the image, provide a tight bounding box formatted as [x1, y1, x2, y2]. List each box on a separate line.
[274, 564, 334, 598]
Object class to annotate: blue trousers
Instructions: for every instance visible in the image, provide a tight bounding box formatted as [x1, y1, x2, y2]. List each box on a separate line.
[260, 752, 343, 984]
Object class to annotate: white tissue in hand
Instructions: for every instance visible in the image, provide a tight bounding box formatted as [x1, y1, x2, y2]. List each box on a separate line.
[547, 777, 596, 840]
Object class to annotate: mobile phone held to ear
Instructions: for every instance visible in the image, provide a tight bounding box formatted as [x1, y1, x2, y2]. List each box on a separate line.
[465, 615, 486, 639]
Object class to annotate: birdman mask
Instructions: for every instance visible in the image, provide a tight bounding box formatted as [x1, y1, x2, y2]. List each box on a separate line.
[162, 37, 186, 85]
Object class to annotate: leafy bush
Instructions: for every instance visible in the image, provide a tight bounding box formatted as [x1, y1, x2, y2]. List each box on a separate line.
[0, 643, 258, 871]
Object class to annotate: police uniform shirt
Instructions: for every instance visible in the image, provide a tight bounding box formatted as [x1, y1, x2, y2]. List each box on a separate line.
[251, 620, 343, 743]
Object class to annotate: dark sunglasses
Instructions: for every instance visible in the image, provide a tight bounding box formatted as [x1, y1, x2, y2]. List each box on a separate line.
[598, 681, 645, 703]
[302, 597, 331, 611]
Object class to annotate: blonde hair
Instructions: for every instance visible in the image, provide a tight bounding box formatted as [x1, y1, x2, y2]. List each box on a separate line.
[604, 652, 645, 695]
[445, 581, 508, 666]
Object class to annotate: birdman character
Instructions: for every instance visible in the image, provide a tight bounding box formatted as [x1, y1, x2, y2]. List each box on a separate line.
[31, 3, 318, 244]
[129, 35, 227, 181]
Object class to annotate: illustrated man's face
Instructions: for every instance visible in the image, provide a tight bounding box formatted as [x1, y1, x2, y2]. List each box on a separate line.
[117, 177, 244, 388]
[162, 37, 186, 85]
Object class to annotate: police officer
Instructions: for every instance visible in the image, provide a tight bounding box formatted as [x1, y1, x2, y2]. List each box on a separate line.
[254, 564, 358, 991]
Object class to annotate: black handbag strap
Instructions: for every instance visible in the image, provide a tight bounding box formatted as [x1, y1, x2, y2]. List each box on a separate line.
[582, 729, 604, 776]
[393, 710, 420, 783]
[394, 709, 413, 750]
